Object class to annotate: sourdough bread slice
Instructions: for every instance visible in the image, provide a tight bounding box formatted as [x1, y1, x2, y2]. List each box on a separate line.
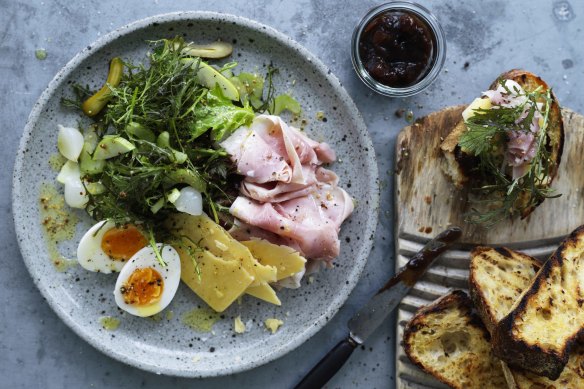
[403, 290, 507, 389]
[469, 246, 541, 334]
[470, 246, 584, 388]
[440, 118, 479, 190]
[440, 69, 564, 218]
[501, 344, 584, 389]
[492, 226, 584, 379]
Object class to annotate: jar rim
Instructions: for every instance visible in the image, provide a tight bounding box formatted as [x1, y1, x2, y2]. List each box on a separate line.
[351, 1, 447, 97]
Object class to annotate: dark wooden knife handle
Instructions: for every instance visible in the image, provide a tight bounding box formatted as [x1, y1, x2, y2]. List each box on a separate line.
[294, 337, 358, 389]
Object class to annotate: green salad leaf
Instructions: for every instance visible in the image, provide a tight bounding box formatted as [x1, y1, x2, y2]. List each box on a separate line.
[190, 86, 255, 141]
[459, 84, 557, 226]
[62, 36, 302, 235]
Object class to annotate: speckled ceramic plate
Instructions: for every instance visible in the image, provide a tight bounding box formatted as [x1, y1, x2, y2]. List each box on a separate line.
[12, 12, 378, 377]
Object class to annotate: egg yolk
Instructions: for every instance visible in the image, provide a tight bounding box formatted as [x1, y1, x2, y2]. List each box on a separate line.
[101, 225, 148, 261]
[120, 267, 164, 306]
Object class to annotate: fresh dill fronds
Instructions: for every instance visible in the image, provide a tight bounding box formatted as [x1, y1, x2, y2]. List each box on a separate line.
[148, 228, 166, 266]
[60, 84, 93, 110]
[256, 64, 279, 113]
[69, 37, 244, 234]
[460, 84, 558, 226]
[168, 235, 203, 280]
[62, 36, 297, 242]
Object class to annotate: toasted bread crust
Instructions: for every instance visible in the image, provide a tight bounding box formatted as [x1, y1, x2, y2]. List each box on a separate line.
[492, 225, 584, 379]
[404, 291, 507, 389]
[469, 246, 541, 334]
[440, 69, 564, 218]
[471, 245, 584, 388]
[440, 116, 479, 189]
[506, 344, 584, 389]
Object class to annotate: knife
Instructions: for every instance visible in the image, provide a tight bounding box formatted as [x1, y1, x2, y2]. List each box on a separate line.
[293, 226, 462, 389]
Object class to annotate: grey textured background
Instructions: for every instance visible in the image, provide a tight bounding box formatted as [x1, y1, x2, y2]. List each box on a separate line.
[1, 0, 582, 388]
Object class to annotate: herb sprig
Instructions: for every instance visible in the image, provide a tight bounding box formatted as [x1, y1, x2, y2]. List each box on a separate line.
[67, 37, 291, 237]
[459, 82, 558, 226]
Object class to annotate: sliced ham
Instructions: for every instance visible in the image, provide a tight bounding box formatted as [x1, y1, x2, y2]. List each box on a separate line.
[507, 131, 536, 165]
[228, 220, 302, 253]
[240, 167, 338, 203]
[482, 80, 527, 108]
[221, 125, 292, 184]
[221, 115, 334, 185]
[221, 114, 353, 261]
[482, 80, 544, 180]
[230, 189, 345, 260]
[315, 184, 355, 227]
[289, 125, 336, 163]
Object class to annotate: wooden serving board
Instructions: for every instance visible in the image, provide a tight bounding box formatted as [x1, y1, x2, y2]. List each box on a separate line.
[394, 107, 584, 389]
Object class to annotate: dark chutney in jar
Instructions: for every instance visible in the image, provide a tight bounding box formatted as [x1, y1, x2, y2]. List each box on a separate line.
[358, 10, 436, 88]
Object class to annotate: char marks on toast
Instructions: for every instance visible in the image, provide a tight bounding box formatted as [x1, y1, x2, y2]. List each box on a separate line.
[492, 225, 584, 379]
[403, 290, 507, 389]
[469, 246, 541, 334]
[470, 245, 584, 388]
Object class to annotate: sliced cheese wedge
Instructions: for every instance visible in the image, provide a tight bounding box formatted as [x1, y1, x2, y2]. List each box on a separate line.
[242, 239, 307, 280]
[246, 283, 281, 306]
[462, 96, 492, 122]
[176, 243, 253, 312]
[168, 214, 277, 286]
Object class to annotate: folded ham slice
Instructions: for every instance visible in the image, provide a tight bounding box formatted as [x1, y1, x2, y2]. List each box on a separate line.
[221, 114, 353, 261]
[482, 80, 543, 180]
[230, 183, 353, 260]
[240, 166, 338, 203]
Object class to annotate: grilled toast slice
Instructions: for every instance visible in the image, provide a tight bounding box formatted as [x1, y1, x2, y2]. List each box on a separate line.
[469, 246, 541, 335]
[403, 290, 508, 389]
[492, 225, 584, 379]
[501, 345, 584, 389]
[440, 69, 564, 218]
[470, 246, 584, 388]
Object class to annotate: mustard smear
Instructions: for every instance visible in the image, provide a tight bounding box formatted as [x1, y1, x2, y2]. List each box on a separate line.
[182, 307, 221, 332]
[48, 153, 67, 172]
[39, 183, 78, 272]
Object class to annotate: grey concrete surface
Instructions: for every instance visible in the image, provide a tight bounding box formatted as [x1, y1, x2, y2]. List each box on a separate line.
[1, 0, 582, 388]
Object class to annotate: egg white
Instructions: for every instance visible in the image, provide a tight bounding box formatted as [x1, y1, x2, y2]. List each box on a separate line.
[113, 244, 181, 317]
[77, 220, 138, 274]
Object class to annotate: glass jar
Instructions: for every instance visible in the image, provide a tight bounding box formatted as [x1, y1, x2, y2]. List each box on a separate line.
[351, 1, 446, 97]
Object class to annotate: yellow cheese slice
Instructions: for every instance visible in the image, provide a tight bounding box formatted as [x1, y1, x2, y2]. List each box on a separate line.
[246, 283, 281, 306]
[176, 243, 253, 312]
[241, 239, 307, 280]
[168, 214, 277, 286]
[462, 96, 492, 121]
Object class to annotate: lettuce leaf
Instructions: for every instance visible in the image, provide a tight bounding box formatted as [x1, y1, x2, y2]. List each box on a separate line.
[190, 86, 254, 141]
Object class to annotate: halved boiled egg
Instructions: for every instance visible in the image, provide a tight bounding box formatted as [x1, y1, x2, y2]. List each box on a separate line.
[114, 244, 181, 317]
[77, 220, 148, 273]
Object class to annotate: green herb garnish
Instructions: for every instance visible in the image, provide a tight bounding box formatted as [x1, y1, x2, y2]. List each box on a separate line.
[61, 36, 301, 242]
[459, 81, 558, 226]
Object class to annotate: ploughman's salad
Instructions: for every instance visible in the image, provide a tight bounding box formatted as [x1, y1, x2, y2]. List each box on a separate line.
[52, 37, 354, 319]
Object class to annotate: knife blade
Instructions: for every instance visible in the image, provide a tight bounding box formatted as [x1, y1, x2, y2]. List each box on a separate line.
[293, 226, 462, 389]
